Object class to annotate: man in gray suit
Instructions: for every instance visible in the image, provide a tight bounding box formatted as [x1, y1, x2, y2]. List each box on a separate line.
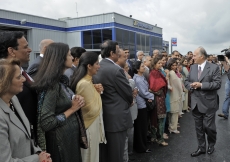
[93, 40, 133, 162]
[27, 39, 54, 77]
[185, 47, 221, 157]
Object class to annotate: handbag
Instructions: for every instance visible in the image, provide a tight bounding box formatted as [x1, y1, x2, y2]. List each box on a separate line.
[145, 98, 155, 111]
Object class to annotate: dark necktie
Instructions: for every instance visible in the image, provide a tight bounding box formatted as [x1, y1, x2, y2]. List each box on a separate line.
[198, 66, 202, 79]
[22, 71, 33, 84]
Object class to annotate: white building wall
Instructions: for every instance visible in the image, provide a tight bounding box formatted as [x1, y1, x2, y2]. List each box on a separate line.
[67, 31, 82, 48]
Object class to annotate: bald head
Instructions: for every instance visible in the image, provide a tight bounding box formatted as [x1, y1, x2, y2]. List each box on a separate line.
[39, 39, 54, 54]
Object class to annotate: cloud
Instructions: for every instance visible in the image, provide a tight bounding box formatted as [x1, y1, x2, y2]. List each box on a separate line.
[0, 0, 230, 54]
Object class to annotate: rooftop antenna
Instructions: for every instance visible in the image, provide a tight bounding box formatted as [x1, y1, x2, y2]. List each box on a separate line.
[76, 2, 78, 17]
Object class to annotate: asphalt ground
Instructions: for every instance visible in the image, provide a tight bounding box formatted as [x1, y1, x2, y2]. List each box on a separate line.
[132, 74, 229, 162]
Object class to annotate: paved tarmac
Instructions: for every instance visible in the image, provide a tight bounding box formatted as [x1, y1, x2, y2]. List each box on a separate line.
[132, 74, 229, 162]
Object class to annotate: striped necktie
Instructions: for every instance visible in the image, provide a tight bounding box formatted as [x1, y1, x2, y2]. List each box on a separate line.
[198, 66, 202, 79]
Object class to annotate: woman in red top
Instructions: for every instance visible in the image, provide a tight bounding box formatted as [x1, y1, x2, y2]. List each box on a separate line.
[149, 56, 168, 146]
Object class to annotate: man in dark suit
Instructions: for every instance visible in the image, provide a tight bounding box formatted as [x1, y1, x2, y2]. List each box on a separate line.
[64, 47, 86, 79]
[0, 31, 38, 144]
[94, 40, 133, 162]
[27, 39, 53, 77]
[185, 47, 221, 157]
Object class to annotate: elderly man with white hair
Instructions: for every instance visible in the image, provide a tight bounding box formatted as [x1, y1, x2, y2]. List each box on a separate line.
[136, 51, 144, 61]
[152, 49, 160, 58]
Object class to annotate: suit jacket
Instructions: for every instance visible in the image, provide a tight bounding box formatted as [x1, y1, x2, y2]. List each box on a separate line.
[64, 66, 76, 80]
[143, 66, 150, 81]
[27, 56, 42, 78]
[184, 62, 221, 113]
[93, 59, 133, 132]
[16, 72, 38, 142]
[128, 79, 138, 121]
[0, 96, 41, 162]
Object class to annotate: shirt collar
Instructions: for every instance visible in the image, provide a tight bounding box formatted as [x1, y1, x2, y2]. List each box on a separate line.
[198, 61, 207, 71]
[105, 58, 116, 65]
[40, 54, 44, 58]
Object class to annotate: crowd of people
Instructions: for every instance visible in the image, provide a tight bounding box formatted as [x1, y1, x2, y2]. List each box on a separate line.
[0, 31, 226, 162]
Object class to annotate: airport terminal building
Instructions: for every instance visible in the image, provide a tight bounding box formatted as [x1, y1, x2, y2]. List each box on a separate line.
[0, 9, 169, 65]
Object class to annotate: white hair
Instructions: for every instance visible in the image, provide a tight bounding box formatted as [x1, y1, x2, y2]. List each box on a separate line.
[153, 49, 160, 55]
[142, 55, 151, 62]
[136, 51, 143, 57]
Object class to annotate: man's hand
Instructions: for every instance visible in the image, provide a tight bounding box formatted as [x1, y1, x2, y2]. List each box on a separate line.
[190, 82, 202, 89]
[94, 84, 104, 94]
[133, 89, 138, 98]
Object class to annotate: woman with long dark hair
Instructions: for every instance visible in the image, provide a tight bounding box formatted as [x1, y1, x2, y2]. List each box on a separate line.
[180, 57, 189, 112]
[149, 56, 168, 146]
[159, 54, 171, 140]
[167, 58, 183, 134]
[133, 61, 153, 153]
[187, 57, 194, 72]
[32, 43, 87, 162]
[70, 52, 106, 162]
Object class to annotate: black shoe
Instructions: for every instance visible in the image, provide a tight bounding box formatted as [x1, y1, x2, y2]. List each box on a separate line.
[207, 146, 215, 154]
[145, 149, 152, 153]
[218, 114, 228, 119]
[191, 148, 206, 157]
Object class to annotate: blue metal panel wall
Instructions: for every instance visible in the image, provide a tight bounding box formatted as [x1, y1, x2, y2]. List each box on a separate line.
[112, 27, 116, 41]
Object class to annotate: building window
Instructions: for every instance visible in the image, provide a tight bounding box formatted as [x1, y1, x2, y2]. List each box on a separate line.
[83, 29, 113, 49]
[92, 30, 101, 49]
[83, 30, 92, 49]
[136, 33, 141, 50]
[116, 28, 123, 44]
[102, 29, 112, 41]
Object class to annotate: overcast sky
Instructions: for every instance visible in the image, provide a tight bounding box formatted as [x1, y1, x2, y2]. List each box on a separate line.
[1, 0, 230, 55]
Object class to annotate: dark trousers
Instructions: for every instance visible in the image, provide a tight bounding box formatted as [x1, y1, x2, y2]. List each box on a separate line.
[134, 108, 148, 153]
[192, 107, 217, 151]
[99, 130, 127, 162]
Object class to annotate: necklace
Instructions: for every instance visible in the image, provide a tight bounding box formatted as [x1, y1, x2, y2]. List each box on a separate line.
[9, 101, 15, 113]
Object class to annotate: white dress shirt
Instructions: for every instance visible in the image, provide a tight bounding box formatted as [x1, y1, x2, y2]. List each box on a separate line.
[198, 60, 207, 71]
